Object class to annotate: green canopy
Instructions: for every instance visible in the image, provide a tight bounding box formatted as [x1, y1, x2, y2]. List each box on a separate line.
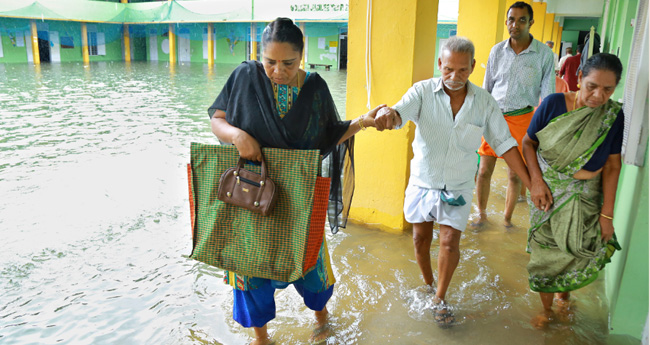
[0, 0, 257, 23]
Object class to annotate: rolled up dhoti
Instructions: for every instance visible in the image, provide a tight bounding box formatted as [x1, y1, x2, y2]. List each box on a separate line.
[477, 106, 534, 158]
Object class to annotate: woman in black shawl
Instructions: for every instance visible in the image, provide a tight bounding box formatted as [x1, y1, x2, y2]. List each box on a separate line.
[209, 18, 384, 345]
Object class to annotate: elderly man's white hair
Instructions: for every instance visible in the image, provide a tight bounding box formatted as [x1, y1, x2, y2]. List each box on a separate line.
[441, 36, 475, 60]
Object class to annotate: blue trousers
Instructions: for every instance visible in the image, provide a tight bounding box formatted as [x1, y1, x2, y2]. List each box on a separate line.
[233, 280, 334, 328]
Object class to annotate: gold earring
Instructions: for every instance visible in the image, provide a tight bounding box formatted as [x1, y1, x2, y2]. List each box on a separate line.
[577, 83, 581, 89]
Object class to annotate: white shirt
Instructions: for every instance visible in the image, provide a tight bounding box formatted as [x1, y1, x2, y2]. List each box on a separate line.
[558, 53, 572, 70]
[483, 37, 556, 112]
[393, 78, 518, 190]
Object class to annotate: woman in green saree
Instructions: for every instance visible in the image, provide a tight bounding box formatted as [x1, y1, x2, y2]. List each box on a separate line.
[521, 53, 625, 329]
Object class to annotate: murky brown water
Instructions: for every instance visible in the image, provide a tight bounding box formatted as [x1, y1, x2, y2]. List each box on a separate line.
[0, 62, 615, 345]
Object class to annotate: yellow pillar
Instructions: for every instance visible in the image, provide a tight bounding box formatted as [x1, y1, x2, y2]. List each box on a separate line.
[501, 0, 532, 41]
[555, 25, 563, 55]
[81, 22, 90, 65]
[168, 23, 176, 64]
[588, 26, 596, 57]
[123, 24, 131, 62]
[346, 0, 438, 232]
[300, 22, 306, 69]
[121, 0, 130, 62]
[543, 13, 555, 42]
[30, 20, 40, 65]
[548, 21, 560, 51]
[250, 23, 257, 61]
[552, 21, 560, 52]
[458, 0, 506, 85]
[207, 23, 214, 65]
[530, 1, 546, 40]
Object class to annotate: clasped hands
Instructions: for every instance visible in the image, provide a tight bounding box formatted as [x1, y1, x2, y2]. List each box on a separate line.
[529, 178, 553, 212]
[233, 105, 403, 162]
[365, 105, 402, 131]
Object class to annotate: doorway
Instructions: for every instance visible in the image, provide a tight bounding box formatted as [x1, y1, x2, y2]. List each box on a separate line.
[338, 30, 347, 70]
[37, 30, 50, 62]
[132, 37, 147, 61]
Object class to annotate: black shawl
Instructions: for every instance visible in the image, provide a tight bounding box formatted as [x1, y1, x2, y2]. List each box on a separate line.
[208, 60, 354, 233]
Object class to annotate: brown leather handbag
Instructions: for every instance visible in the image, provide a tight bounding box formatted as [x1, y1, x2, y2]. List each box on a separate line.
[217, 154, 278, 216]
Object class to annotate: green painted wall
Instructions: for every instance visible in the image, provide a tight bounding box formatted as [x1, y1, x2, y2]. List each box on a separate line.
[216, 37, 246, 64]
[563, 18, 600, 31]
[190, 37, 204, 63]
[1, 31, 29, 63]
[560, 30, 580, 53]
[0, 20, 126, 63]
[50, 21, 83, 62]
[433, 23, 457, 78]
[433, 36, 442, 78]
[599, 0, 648, 340]
[611, 0, 638, 101]
[307, 33, 339, 70]
[0, 18, 30, 63]
[85, 23, 124, 62]
[142, 25, 246, 64]
[158, 33, 170, 62]
[607, 150, 649, 338]
[0, 20, 341, 66]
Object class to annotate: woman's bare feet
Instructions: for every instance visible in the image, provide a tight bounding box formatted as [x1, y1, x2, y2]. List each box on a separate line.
[530, 309, 554, 329]
[250, 337, 273, 345]
[250, 325, 274, 345]
[555, 298, 576, 323]
[309, 307, 331, 344]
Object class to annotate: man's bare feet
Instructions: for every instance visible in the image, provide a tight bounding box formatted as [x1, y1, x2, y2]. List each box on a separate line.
[470, 212, 488, 228]
[503, 218, 514, 228]
[530, 309, 554, 329]
[555, 298, 576, 323]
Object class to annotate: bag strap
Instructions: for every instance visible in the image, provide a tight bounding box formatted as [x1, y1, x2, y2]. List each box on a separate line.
[254, 153, 269, 206]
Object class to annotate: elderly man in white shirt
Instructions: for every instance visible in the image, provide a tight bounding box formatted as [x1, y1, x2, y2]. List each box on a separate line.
[374, 36, 536, 328]
[558, 46, 573, 70]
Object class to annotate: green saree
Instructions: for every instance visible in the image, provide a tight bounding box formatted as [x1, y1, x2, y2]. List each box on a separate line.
[527, 99, 622, 293]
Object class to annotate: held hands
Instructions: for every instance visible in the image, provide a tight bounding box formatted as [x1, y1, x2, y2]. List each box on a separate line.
[530, 178, 554, 212]
[360, 104, 387, 129]
[374, 106, 401, 131]
[232, 130, 263, 161]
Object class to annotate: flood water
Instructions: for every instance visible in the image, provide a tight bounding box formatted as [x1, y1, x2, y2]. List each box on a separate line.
[0, 62, 618, 344]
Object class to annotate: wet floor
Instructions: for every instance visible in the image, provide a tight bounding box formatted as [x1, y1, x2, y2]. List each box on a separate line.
[0, 62, 622, 345]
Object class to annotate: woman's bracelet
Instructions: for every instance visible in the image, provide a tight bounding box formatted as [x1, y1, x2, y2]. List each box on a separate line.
[358, 115, 366, 131]
[600, 213, 614, 220]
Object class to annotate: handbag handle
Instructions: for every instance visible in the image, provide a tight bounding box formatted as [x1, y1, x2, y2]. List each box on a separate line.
[235, 152, 269, 180]
[229, 152, 270, 208]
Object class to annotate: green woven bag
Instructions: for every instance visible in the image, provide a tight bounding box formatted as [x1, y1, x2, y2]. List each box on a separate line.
[188, 143, 321, 282]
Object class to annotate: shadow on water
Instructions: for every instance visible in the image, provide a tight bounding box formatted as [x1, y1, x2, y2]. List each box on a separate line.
[0, 62, 621, 345]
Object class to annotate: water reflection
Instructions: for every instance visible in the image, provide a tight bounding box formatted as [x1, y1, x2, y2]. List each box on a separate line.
[0, 62, 613, 345]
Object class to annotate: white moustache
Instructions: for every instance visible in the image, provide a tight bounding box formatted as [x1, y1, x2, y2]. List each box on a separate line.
[444, 80, 465, 91]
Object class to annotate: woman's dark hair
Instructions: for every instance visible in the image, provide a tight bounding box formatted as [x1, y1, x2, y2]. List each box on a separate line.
[262, 18, 304, 53]
[582, 53, 623, 84]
